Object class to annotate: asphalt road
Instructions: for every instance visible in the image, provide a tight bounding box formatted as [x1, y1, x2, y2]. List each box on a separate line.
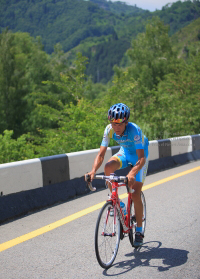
[0, 161, 200, 279]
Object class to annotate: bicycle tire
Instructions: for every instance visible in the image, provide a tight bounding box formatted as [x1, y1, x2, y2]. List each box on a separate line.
[95, 201, 121, 269]
[128, 191, 146, 247]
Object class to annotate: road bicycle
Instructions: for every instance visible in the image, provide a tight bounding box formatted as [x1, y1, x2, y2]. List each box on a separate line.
[86, 173, 146, 269]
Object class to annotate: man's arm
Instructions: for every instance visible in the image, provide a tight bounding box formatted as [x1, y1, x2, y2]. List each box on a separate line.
[86, 146, 107, 181]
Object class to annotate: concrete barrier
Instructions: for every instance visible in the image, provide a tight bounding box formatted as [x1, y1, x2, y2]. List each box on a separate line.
[148, 140, 159, 161]
[67, 147, 113, 180]
[170, 136, 192, 156]
[0, 135, 200, 223]
[0, 159, 43, 196]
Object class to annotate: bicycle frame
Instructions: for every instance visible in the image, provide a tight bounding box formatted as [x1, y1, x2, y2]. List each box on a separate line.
[107, 181, 133, 234]
[85, 173, 137, 235]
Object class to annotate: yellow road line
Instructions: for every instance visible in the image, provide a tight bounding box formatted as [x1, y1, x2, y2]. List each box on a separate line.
[120, 166, 200, 199]
[0, 166, 200, 252]
[0, 202, 105, 252]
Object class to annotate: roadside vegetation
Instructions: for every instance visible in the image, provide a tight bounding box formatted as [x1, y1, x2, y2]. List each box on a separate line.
[0, 15, 200, 163]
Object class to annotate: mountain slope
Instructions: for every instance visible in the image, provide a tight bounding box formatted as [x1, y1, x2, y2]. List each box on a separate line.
[0, 0, 121, 53]
[1, 0, 200, 54]
[1, 0, 200, 83]
[171, 17, 200, 58]
[90, 0, 146, 15]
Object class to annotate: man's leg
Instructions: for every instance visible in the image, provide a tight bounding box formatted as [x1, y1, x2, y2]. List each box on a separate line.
[104, 157, 121, 192]
[131, 181, 144, 247]
[131, 157, 149, 247]
[131, 181, 143, 227]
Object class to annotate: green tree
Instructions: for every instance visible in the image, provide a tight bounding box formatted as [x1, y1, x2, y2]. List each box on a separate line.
[0, 30, 51, 137]
[23, 53, 90, 139]
[155, 53, 200, 138]
[0, 29, 16, 133]
[32, 98, 108, 157]
[127, 17, 175, 90]
[0, 130, 35, 163]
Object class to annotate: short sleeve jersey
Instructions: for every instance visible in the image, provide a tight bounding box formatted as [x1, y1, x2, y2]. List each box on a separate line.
[101, 122, 149, 158]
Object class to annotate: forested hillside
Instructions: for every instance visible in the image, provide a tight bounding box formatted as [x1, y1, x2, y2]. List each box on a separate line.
[1, 0, 200, 82]
[171, 17, 200, 57]
[0, 16, 199, 163]
[90, 0, 145, 15]
[0, 0, 138, 53]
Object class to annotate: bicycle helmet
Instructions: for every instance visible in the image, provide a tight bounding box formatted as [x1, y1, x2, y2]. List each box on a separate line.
[108, 103, 130, 123]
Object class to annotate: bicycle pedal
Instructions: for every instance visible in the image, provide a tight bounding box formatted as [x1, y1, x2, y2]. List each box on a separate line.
[131, 215, 136, 223]
[120, 223, 124, 240]
[131, 215, 145, 222]
[120, 233, 124, 240]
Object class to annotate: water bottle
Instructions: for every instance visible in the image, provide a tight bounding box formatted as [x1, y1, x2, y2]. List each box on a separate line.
[120, 201, 126, 216]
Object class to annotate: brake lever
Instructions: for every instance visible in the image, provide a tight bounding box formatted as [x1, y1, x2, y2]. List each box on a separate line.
[85, 173, 96, 192]
[125, 176, 135, 193]
[124, 177, 128, 185]
[124, 177, 130, 193]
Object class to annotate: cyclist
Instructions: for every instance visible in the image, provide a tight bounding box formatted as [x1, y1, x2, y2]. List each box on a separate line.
[86, 103, 149, 247]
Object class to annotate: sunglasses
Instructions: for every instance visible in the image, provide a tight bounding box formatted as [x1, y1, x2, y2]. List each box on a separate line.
[110, 118, 126, 123]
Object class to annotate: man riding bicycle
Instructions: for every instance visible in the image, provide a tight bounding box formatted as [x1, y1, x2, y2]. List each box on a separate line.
[86, 103, 149, 247]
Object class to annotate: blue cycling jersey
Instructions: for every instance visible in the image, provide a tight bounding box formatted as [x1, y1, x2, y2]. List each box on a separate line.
[101, 122, 149, 163]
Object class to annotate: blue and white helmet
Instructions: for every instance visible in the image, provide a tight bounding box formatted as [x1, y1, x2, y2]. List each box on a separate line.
[108, 103, 130, 123]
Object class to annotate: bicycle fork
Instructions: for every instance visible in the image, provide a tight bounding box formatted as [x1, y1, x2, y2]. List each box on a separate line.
[101, 206, 116, 237]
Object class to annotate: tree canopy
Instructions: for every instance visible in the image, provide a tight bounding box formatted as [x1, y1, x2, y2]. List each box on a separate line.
[0, 16, 199, 163]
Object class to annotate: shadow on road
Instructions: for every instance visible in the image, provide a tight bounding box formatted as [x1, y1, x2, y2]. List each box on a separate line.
[103, 241, 189, 276]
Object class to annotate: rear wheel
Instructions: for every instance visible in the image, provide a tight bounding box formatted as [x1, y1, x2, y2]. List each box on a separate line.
[95, 201, 121, 269]
[128, 191, 146, 247]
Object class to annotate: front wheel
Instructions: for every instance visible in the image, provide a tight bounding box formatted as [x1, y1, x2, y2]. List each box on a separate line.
[95, 201, 121, 269]
[128, 191, 146, 247]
